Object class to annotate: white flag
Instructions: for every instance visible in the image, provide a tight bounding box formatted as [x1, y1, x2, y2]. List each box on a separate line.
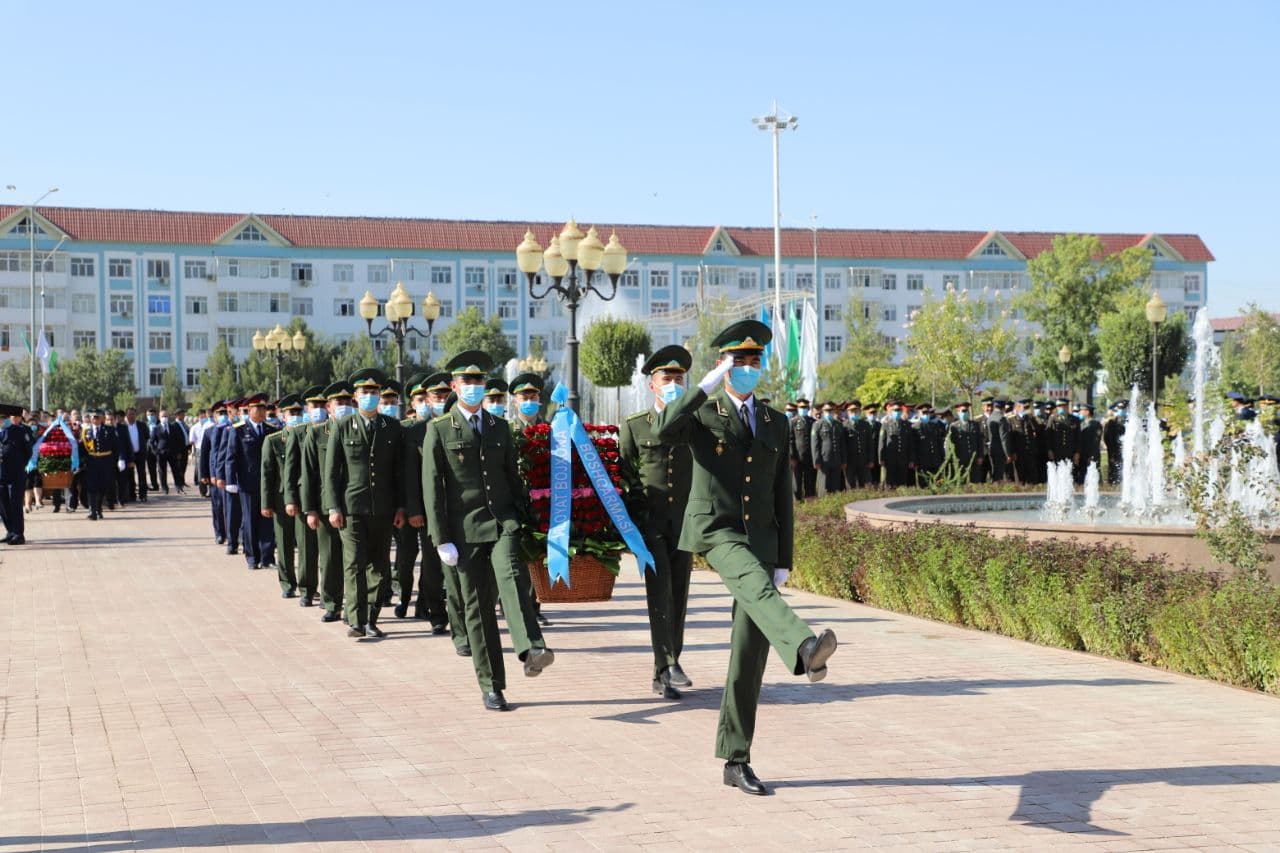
[35, 332, 51, 370]
[800, 299, 818, 401]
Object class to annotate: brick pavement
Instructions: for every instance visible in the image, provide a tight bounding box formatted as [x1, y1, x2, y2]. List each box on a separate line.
[2, 494, 1280, 852]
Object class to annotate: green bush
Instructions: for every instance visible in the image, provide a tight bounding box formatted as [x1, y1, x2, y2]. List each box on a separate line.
[791, 514, 1280, 694]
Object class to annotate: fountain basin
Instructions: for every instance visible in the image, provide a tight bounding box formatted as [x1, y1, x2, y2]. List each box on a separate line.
[845, 493, 1280, 583]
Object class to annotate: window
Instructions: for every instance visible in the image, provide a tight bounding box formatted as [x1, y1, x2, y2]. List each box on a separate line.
[971, 271, 1022, 291]
[334, 298, 355, 317]
[185, 296, 207, 314]
[465, 266, 486, 286]
[649, 270, 670, 289]
[882, 334, 898, 349]
[111, 330, 135, 351]
[9, 216, 46, 236]
[148, 295, 171, 314]
[850, 268, 878, 289]
[185, 368, 201, 385]
[1184, 274, 1201, 295]
[882, 306, 897, 322]
[528, 334, 547, 353]
[823, 272, 843, 290]
[186, 332, 208, 351]
[72, 330, 96, 350]
[0, 252, 19, 272]
[145, 368, 164, 387]
[552, 331, 567, 351]
[217, 293, 239, 312]
[108, 258, 132, 278]
[942, 273, 962, 290]
[497, 300, 516, 319]
[227, 258, 280, 278]
[291, 263, 313, 283]
[0, 289, 31, 308]
[431, 265, 452, 285]
[504, 334, 517, 351]
[72, 293, 96, 313]
[620, 270, 640, 288]
[146, 259, 171, 280]
[184, 260, 208, 279]
[881, 273, 897, 291]
[110, 294, 134, 316]
[438, 299, 453, 318]
[368, 264, 389, 283]
[528, 301, 545, 319]
[71, 257, 95, 277]
[217, 327, 245, 348]
[907, 304, 922, 320]
[823, 304, 842, 322]
[907, 274, 924, 291]
[796, 272, 814, 289]
[823, 335, 844, 354]
[737, 270, 758, 291]
[1149, 243, 1164, 258]
[149, 331, 172, 350]
[1186, 306, 1199, 323]
[465, 299, 484, 314]
[497, 267, 519, 289]
[269, 293, 288, 313]
[680, 270, 699, 289]
[234, 223, 267, 242]
[292, 297, 313, 316]
[651, 300, 670, 315]
[333, 264, 354, 283]
[981, 241, 1007, 256]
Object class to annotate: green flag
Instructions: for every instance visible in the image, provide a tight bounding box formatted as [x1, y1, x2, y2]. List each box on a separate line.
[48, 349, 58, 375]
[785, 305, 801, 397]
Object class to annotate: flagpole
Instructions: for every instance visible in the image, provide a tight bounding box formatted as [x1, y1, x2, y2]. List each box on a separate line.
[37, 234, 66, 411]
[752, 103, 797, 369]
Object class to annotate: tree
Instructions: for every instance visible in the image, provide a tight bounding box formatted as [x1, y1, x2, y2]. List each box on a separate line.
[681, 296, 736, 379]
[904, 285, 1021, 404]
[1097, 288, 1189, 396]
[158, 366, 187, 411]
[855, 367, 927, 405]
[1220, 304, 1280, 397]
[438, 307, 516, 370]
[1019, 234, 1153, 398]
[818, 295, 896, 400]
[192, 340, 241, 411]
[46, 347, 138, 410]
[0, 360, 31, 408]
[579, 318, 651, 388]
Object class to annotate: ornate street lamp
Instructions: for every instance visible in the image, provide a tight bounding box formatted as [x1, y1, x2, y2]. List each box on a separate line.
[1145, 291, 1168, 402]
[516, 220, 627, 411]
[253, 323, 307, 400]
[1058, 344, 1072, 402]
[360, 281, 441, 385]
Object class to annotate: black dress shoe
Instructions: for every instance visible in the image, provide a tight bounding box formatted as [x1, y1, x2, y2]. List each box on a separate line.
[724, 762, 768, 796]
[300, 595, 314, 608]
[321, 610, 341, 623]
[536, 612, 552, 627]
[226, 545, 238, 555]
[282, 587, 297, 598]
[797, 629, 837, 683]
[652, 679, 681, 700]
[393, 602, 409, 619]
[664, 663, 692, 688]
[456, 645, 472, 657]
[347, 625, 365, 638]
[482, 691, 510, 711]
[523, 647, 555, 677]
[7, 536, 23, 545]
[215, 536, 226, 545]
[431, 623, 448, 635]
[364, 623, 386, 639]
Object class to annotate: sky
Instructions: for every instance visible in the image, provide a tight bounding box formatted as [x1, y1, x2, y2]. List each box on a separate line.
[3, 1, 1277, 314]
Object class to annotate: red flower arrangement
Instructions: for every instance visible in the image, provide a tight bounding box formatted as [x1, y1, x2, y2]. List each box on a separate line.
[36, 425, 75, 474]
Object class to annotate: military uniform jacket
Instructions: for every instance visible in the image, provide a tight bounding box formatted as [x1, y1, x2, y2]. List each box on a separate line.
[322, 412, 406, 517]
[510, 414, 546, 441]
[878, 417, 917, 467]
[947, 419, 985, 462]
[915, 420, 947, 469]
[424, 406, 525, 547]
[400, 416, 428, 519]
[226, 420, 280, 494]
[655, 387, 792, 567]
[282, 425, 306, 507]
[260, 429, 291, 511]
[1078, 419, 1102, 463]
[619, 408, 692, 542]
[981, 415, 1013, 460]
[810, 418, 846, 469]
[1046, 414, 1080, 460]
[789, 414, 816, 464]
[843, 418, 873, 468]
[1102, 418, 1124, 455]
[0, 423, 36, 483]
[299, 420, 336, 515]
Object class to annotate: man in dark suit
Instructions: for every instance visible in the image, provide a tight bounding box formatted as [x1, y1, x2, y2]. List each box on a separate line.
[0, 403, 36, 544]
[147, 409, 181, 495]
[120, 408, 149, 503]
[225, 393, 279, 571]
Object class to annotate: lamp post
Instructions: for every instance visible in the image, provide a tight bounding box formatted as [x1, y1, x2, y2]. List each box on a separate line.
[359, 281, 441, 386]
[1145, 291, 1167, 403]
[516, 221, 627, 412]
[753, 103, 798, 369]
[1058, 344, 1072, 402]
[252, 324, 307, 400]
[9, 185, 59, 410]
[38, 234, 68, 410]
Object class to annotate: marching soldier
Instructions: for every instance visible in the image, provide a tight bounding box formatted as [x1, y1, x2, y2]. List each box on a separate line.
[655, 320, 837, 796]
[878, 400, 917, 488]
[211, 398, 244, 554]
[199, 401, 229, 543]
[394, 374, 449, 633]
[261, 394, 303, 597]
[375, 379, 404, 608]
[302, 382, 352, 623]
[79, 408, 127, 521]
[947, 402, 986, 482]
[810, 401, 846, 495]
[789, 398, 817, 500]
[423, 351, 553, 711]
[225, 394, 280, 572]
[284, 386, 326, 607]
[620, 345, 695, 700]
[323, 369, 408, 639]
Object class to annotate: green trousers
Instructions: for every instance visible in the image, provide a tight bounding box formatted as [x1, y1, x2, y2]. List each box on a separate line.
[457, 533, 545, 693]
[644, 533, 693, 680]
[705, 540, 814, 765]
[294, 510, 319, 599]
[441, 560, 466, 652]
[392, 524, 447, 624]
[271, 506, 298, 594]
[339, 514, 392, 628]
[314, 515, 343, 616]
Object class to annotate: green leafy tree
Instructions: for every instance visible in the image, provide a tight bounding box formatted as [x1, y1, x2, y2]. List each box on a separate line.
[579, 318, 651, 388]
[438, 307, 516, 370]
[855, 367, 926, 405]
[192, 340, 241, 411]
[818, 295, 896, 400]
[47, 347, 138, 410]
[1019, 234, 1153, 398]
[1097, 288, 1189, 395]
[904, 286, 1021, 404]
[682, 296, 736, 379]
[157, 366, 187, 411]
[0, 360, 31, 408]
[1220, 304, 1280, 397]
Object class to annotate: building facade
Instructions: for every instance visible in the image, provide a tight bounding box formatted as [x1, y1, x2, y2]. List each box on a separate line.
[0, 205, 1213, 396]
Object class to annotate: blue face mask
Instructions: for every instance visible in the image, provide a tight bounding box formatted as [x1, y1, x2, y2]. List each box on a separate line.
[518, 400, 540, 418]
[334, 404, 355, 419]
[459, 384, 486, 407]
[919, 414, 929, 423]
[660, 383, 685, 404]
[380, 403, 400, 418]
[484, 403, 505, 417]
[728, 365, 760, 395]
[147, 416, 157, 425]
[415, 402, 431, 419]
[822, 412, 834, 422]
[891, 411, 902, 421]
[309, 408, 327, 424]
[431, 402, 446, 417]
[797, 408, 809, 418]
[217, 414, 229, 426]
[785, 411, 794, 420]
[959, 411, 969, 421]
[287, 415, 305, 428]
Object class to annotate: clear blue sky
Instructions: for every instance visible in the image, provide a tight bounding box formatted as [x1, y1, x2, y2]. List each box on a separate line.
[4, 1, 1276, 313]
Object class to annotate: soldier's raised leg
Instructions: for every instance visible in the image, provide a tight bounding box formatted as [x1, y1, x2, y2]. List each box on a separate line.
[457, 544, 505, 694]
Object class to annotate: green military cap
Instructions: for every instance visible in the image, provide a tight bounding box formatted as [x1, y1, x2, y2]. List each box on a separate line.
[711, 319, 771, 354]
[302, 384, 327, 404]
[424, 372, 451, 393]
[510, 372, 544, 395]
[379, 380, 403, 398]
[484, 378, 508, 398]
[277, 394, 304, 412]
[323, 381, 355, 400]
[349, 367, 387, 391]
[446, 350, 492, 376]
[641, 344, 691, 375]
[403, 372, 427, 397]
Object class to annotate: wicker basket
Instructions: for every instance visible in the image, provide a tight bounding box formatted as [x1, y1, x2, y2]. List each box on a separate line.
[528, 555, 617, 603]
[40, 470, 73, 490]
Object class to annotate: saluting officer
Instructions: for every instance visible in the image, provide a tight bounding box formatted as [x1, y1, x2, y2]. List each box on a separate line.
[423, 351, 553, 712]
[261, 394, 303, 597]
[655, 320, 837, 796]
[284, 386, 327, 608]
[301, 381, 352, 623]
[619, 345, 695, 700]
[393, 373, 449, 632]
[323, 369, 409, 639]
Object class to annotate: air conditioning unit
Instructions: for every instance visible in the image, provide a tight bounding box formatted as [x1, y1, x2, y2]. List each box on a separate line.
[158, 276, 170, 285]
[121, 311, 131, 319]
[205, 273, 217, 282]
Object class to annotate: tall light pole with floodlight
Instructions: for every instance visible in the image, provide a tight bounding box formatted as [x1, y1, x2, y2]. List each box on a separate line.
[359, 281, 441, 386]
[1145, 291, 1167, 403]
[252, 324, 307, 401]
[753, 103, 797, 367]
[38, 234, 68, 410]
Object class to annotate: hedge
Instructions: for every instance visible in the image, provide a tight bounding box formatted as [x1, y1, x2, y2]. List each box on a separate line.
[791, 503, 1280, 694]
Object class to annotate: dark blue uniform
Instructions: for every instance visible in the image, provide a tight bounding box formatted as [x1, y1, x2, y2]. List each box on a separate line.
[0, 420, 37, 542]
[199, 421, 227, 542]
[210, 421, 242, 551]
[79, 423, 127, 519]
[225, 418, 279, 569]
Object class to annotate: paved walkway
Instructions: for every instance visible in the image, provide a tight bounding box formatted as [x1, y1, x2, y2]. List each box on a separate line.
[2, 495, 1280, 852]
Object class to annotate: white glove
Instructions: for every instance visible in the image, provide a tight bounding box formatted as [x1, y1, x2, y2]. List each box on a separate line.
[772, 568, 791, 588]
[437, 543, 459, 566]
[116, 459, 126, 472]
[698, 355, 735, 395]
[225, 484, 240, 494]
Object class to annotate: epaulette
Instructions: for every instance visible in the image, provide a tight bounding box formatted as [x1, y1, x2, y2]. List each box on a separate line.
[625, 411, 648, 422]
[430, 414, 452, 423]
[233, 421, 247, 428]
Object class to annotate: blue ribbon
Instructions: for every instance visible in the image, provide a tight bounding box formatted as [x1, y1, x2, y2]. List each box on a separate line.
[546, 383, 656, 588]
[26, 416, 80, 474]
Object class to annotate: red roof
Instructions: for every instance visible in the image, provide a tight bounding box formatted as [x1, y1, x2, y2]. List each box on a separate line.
[1211, 313, 1280, 332]
[0, 205, 1215, 262]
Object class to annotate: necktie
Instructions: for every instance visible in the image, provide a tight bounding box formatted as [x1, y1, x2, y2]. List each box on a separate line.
[739, 403, 753, 436]
[471, 414, 481, 435]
